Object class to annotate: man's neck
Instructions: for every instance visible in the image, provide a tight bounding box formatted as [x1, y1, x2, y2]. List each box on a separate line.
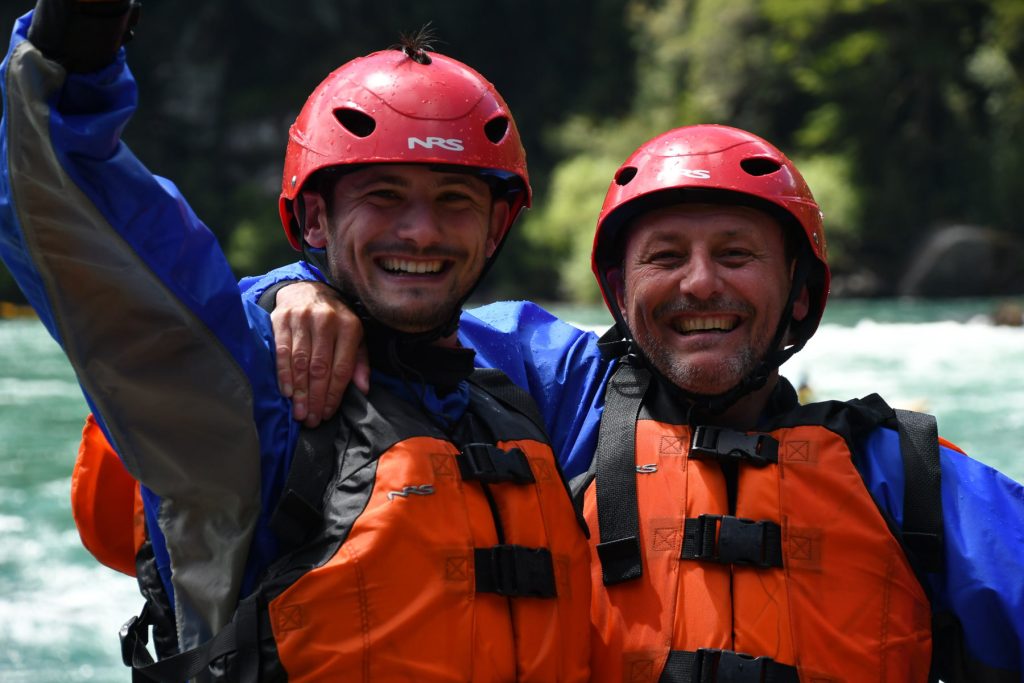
[693, 372, 781, 430]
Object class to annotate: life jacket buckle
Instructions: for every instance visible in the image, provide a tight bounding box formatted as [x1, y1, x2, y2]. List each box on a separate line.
[458, 443, 535, 484]
[474, 544, 557, 598]
[689, 426, 779, 467]
[119, 603, 155, 668]
[682, 514, 783, 569]
[704, 648, 771, 683]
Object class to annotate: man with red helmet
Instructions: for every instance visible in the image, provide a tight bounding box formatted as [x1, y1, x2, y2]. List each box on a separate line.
[0, 2, 592, 680]
[257, 123, 1024, 681]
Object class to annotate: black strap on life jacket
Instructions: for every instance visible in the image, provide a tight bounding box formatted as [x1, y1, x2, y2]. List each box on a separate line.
[457, 442, 535, 484]
[594, 360, 651, 586]
[894, 408, 944, 573]
[660, 648, 799, 683]
[680, 514, 784, 568]
[268, 408, 344, 550]
[120, 596, 261, 683]
[474, 544, 557, 597]
[469, 367, 548, 437]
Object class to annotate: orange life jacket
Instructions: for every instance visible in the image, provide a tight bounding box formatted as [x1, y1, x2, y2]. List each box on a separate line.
[120, 371, 592, 682]
[71, 413, 145, 577]
[580, 364, 935, 683]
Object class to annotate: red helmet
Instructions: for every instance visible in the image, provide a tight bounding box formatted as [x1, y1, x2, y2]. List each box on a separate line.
[278, 48, 531, 250]
[592, 124, 830, 345]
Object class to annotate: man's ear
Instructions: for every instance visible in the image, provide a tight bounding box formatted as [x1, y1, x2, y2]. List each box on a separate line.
[298, 191, 329, 248]
[484, 200, 512, 257]
[792, 282, 810, 322]
[606, 266, 625, 314]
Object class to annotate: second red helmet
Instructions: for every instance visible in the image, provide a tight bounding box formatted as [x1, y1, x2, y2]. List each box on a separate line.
[591, 124, 830, 345]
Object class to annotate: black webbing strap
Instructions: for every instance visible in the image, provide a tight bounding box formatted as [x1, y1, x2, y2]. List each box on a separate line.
[594, 362, 651, 586]
[469, 368, 548, 438]
[121, 597, 260, 682]
[474, 545, 557, 598]
[269, 414, 340, 548]
[457, 442, 535, 484]
[690, 426, 779, 468]
[894, 409, 944, 573]
[660, 648, 800, 683]
[255, 279, 296, 314]
[681, 514, 784, 569]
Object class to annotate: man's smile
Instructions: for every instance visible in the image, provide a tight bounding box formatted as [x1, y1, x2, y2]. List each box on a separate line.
[668, 315, 740, 335]
[375, 257, 451, 276]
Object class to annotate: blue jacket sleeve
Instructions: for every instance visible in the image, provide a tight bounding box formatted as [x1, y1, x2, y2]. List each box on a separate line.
[859, 427, 1024, 677]
[239, 267, 614, 479]
[0, 12, 294, 646]
[460, 301, 612, 479]
[238, 259, 326, 304]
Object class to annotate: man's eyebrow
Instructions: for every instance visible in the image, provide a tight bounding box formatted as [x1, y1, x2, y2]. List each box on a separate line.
[433, 174, 488, 191]
[350, 173, 411, 189]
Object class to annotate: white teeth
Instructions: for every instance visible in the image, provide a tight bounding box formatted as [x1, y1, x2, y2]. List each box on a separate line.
[380, 258, 444, 274]
[675, 316, 736, 333]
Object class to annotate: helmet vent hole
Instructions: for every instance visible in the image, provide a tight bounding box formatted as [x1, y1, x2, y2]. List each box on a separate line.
[334, 109, 376, 138]
[740, 157, 781, 176]
[484, 117, 509, 144]
[615, 167, 638, 186]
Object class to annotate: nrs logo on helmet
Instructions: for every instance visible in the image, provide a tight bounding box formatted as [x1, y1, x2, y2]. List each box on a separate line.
[408, 137, 465, 151]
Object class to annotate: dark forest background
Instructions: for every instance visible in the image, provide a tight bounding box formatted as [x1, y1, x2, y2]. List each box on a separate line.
[2, 0, 1022, 305]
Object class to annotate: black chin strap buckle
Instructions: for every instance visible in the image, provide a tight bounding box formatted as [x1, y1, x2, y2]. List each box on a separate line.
[689, 426, 779, 468]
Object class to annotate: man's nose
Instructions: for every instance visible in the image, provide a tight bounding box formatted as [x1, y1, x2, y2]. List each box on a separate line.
[394, 201, 443, 246]
[680, 252, 721, 299]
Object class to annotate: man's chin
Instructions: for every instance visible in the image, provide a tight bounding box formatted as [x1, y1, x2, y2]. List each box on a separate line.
[365, 303, 457, 335]
[653, 359, 750, 397]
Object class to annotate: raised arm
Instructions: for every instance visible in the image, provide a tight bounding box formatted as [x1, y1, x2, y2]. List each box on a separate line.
[0, 3, 276, 646]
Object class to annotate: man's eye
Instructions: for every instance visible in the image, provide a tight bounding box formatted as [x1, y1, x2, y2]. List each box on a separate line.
[368, 189, 400, 200]
[649, 251, 682, 263]
[439, 191, 475, 204]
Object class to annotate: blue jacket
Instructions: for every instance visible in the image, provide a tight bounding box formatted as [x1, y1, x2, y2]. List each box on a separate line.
[244, 260, 1024, 680]
[0, 13, 473, 653]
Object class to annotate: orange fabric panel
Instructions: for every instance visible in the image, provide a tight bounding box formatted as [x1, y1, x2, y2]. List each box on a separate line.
[270, 435, 591, 682]
[71, 414, 143, 576]
[735, 426, 932, 680]
[585, 422, 733, 683]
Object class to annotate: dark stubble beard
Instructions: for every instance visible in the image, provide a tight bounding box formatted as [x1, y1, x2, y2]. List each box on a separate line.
[326, 246, 469, 334]
[633, 296, 762, 396]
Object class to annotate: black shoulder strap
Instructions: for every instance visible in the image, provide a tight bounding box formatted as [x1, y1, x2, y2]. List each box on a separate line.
[469, 367, 548, 438]
[121, 596, 260, 682]
[269, 407, 344, 549]
[894, 408, 944, 573]
[594, 361, 651, 585]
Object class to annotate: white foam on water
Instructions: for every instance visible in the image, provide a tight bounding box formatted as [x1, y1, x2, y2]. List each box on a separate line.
[785, 320, 1024, 480]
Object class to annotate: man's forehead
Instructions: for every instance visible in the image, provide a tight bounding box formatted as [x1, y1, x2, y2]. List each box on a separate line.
[344, 164, 487, 189]
[627, 202, 782, 242]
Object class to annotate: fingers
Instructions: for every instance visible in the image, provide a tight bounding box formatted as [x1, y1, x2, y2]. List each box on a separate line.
[270, 281, 367, 428]
[353, 344, 370, 395]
